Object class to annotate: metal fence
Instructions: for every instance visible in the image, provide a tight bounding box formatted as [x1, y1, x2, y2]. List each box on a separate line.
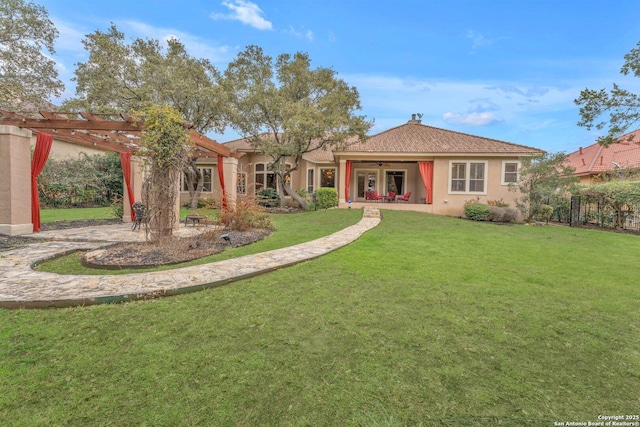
[555, 195, 640, 232]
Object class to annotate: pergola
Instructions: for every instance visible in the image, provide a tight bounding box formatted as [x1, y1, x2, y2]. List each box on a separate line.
[0, 110, 241, 236]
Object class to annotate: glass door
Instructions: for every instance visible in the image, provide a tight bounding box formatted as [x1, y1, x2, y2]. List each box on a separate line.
[356, 170, 378, 200]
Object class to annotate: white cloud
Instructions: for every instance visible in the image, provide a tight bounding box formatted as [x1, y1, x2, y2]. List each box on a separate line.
[443, 112, 501, 126]
[211, 0, 272, 30]
[122, 21, 233, 64]
[284, 26, 314, 41]
[467, 30, 492, 50]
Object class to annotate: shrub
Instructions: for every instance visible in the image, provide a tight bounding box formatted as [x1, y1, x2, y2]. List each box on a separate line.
[256, 188, 279, 207]
[316, 187, 338, 209]
[219, 199, 273, 231]
[464, 202, 491, 221]
[534, 204, 554, 222]
[487, 206, 518, 223]
[109, 196, 124, 220]
[487, 198, 509, 207]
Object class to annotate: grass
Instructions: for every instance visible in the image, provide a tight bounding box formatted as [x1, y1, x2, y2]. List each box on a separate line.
[2, 210, 639, 426]
[41, 206, 219, 223]
[36, 208, 361, 274]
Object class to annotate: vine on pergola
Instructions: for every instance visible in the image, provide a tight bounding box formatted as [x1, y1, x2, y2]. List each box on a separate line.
[134, 104, 191, 240]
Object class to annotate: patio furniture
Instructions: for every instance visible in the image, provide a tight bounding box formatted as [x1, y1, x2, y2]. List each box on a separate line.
[384, 191, 396, 202]
[131, 202, 148, 231]
[185, 214, 208, 227]
[397, 191, 411, 203]
[365, 190, 383, 202]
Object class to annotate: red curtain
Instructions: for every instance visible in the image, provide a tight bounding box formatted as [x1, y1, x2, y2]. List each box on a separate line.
[31, 133, 53, 232]
[418, 161, 434, 204]
[345, 160, 352, 202]
[217, 154, 228, 210]
[119, 152, 135, 221]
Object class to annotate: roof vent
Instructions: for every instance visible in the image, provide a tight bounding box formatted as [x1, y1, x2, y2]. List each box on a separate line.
[409, 113, 423, 124]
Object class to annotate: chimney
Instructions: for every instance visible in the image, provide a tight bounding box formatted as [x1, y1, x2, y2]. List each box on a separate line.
[579, 147, 583, 155]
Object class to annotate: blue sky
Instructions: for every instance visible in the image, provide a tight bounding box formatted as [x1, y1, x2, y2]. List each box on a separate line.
[38, 0, 640, 152]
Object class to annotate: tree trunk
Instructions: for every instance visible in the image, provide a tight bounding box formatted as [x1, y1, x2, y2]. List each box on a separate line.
[185, 158, 203, 209]
[280, 175, 307, 210]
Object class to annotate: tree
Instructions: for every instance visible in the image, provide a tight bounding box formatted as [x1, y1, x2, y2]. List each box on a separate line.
[224, 45, 372, 209]
[510, 152, 578, 221]
[0, 0, 64, 111]
[63, 24, 227, 208]
[134, 104, 190, 239]
[575, 41, 640, 146]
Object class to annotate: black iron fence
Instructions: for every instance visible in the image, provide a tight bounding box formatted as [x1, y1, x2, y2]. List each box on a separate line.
[555, 195, 640, 232]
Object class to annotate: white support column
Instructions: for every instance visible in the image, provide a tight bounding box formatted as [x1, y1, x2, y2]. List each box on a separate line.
[222, 156, 238, 211]
[0, 126, 33, 236]
[338, 158, 347, 205]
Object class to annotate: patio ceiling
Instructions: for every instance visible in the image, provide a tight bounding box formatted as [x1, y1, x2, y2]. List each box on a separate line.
[0, 110, 242, 158]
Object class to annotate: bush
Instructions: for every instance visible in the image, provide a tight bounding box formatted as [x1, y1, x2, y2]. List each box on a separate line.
[464, 202, 491, 221]
[487, 206, 518, 223]
[534, 204, 554, 222]
[109, 196, 124, 220]
[315, 187, 338, 209]
[219, 199, 273, 231]
[256, 188, 280, 207]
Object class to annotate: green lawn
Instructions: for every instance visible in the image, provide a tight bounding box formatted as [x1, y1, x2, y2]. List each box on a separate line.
[2, 210, 638, 426]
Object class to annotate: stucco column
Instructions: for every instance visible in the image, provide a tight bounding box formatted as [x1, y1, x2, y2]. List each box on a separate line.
[122, 156, 144, 223]
[0, 126, 33, 236]
[338, 158, 347, 204]
[222, 156, 238, 211]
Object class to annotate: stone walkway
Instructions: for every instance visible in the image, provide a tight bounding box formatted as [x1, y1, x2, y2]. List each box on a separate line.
[0, 208, 381, 309]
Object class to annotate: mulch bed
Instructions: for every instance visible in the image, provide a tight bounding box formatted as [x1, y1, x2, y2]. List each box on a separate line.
[81, 228, 272, 268]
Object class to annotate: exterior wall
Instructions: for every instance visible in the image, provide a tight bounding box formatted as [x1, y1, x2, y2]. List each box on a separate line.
[431, 157, 521, 217]
[0, 126, 33, 235]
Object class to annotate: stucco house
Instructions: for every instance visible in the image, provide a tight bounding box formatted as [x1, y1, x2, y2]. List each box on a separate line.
[221, 115, 545, 216]
[565, 129, 640, 185]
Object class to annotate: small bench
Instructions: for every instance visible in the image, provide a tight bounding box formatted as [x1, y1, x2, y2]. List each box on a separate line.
[184, 214, 208, 227]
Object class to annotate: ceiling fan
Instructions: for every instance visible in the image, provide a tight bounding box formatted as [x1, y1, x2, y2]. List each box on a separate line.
[370, 161, 391, 167]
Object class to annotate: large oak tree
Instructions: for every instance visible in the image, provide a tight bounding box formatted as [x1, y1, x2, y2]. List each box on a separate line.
[575, 41, 640, 146]
[0, 0, 63, 111]
[63, 24, 227, 208]
[224, 45, 372, 209]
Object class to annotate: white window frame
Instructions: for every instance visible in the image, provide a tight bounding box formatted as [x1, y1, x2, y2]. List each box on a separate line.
[237, 172, 247, 195]
[181, 166, 213, 193]
[501, 161, 521, 185]
[448, 160, 488, 195]
[384, 169, 408, 195]
[307, 168, 315, 193]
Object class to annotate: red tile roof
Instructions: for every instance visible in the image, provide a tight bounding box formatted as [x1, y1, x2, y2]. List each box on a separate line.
[565, 129, 640, 176]
[338, 120, 544, 154]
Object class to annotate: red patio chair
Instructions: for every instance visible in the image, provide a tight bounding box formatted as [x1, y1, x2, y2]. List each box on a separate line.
[385, 191, 396, 202]
[397, 191, 411, 202]
[365, 190, 383, 202]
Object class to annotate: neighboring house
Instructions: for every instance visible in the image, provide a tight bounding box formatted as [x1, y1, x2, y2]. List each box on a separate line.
[565, 129, 640, 185]
[224, 116, 545, 217]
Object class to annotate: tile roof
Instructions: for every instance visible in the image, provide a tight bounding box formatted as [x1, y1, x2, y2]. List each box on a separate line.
[565, 129, 640, 175]
[338, 120, 545, 154]
[223, 134, 336, 162]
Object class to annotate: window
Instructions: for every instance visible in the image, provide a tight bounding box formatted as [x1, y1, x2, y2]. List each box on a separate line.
[255, 163, 275, 190]
[385, 170, 405, 195]
[182, 167, 213, 192]
[449, 161, 487, 194]
[307, 169, 314, 193]
[320, 168, 336, 187]
[237, 172, 246, 195]
[502, 161, 520, 185]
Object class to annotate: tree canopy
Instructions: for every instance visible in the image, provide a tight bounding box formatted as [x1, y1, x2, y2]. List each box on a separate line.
[224, 45, 372, 208]
[63, 24, 228, 208]
[510, 152, 578, 221]
[0, 0, 64, 112]
[575, 41, 640, 146]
